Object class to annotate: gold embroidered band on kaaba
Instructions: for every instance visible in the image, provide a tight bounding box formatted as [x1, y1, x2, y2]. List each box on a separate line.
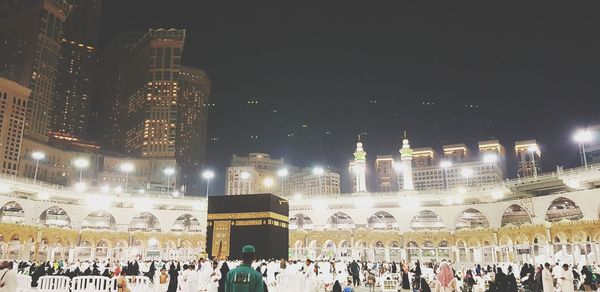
[207, 211, 289, 223]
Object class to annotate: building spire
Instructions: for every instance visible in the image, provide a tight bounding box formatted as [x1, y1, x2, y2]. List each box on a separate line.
[354, 135, 366, 161]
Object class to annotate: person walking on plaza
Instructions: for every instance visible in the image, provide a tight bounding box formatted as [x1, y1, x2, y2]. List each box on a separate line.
[542, 263, 554, 292]
[225, 245, 264, 292]
[207, 260, 222, 292]
[434, 262, 457, 292]
[558, 264, 574, 292]
[348, 260, 360, 287]
[0, 261, 17, 292]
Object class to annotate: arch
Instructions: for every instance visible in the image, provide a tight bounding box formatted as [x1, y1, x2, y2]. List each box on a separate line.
[0, 201, 25, 223]
[96, 239, 111, 248]
[325, 212, 355, 230]
[322, 240, 336, 250]
[388, 241, 400, 248]
[114, 240, 128, 248]
[339, 240, 351, 249]
[410, 210, 445, 230]
[406, 240, 418, 248]
[355, 240, 367, 248]
[38, 206, 71, 228]
[171, 214, 201, 232]
[373, 241, 385, 248]
[129, 212, 161, 232]
[455, 208, 489, 230]
[438, 240, 449, 247]
[367, 211, 398, 229]
[423, 240, 434, 248]
[81, 211, 117, 230]
[289, 213, 314, 230]
[164, 240, 177, 249]
[501, 204, 532, 227]
[545, 197, 583, 222]
[293, 240, 303, 249]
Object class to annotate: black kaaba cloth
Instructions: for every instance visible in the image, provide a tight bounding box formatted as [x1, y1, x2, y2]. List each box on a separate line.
[206, 193, 289, 260]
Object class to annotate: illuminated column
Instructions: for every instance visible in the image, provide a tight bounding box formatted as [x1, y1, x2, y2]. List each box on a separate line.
[350, 136, 367, 192]
[400, 134, 414, 190]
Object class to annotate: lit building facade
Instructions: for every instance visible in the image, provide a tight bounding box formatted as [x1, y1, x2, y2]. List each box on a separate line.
[0, 78, 31, 175]
[375, 155, 395, 192]
[133, 29, 185, 158]
[53, 0, 103, 138]
[0, 0, 71, 142]
[176, 66, 210, 195]
[388, 141, 506, 191]
[225, 166, 259, 195]
[285, 168, 341, 197]
[18, 137, 175, 190]
[225, 153, 341, 197]
[515, 140, 541, 177]
[225, 153, 284, 194]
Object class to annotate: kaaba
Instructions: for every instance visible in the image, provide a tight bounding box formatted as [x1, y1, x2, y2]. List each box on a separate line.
[206, 193, 289, 260]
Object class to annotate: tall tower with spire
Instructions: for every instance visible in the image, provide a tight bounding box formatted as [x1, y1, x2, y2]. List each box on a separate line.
[400, 132, 414, 190]
[350, 135, 367, 192]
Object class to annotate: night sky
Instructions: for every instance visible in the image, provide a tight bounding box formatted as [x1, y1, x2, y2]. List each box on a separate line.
[99, 1, 600, 193]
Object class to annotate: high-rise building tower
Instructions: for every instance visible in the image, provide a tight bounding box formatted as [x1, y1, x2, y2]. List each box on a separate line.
[375, 155, 395, 192]
[132, 29, 185, 158]
[0, 78, 31, 175]
[349, 136, 367, 192]
[92, 32, 143, 151]
[176, 66, 211, 194]
[95, 29, 185, 157]
[400, 134, 414, 190]
[0, 0, 71, 142]
[515, 140, 541, 177]
[52, 0, 103, 138]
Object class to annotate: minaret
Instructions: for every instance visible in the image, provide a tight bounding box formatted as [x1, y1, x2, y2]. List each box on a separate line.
[351, 135, 367, 192]
[400, 132, 414, 190]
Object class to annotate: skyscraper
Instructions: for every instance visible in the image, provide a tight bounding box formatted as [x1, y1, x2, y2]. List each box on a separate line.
[0, 78, 31, 175]
[122, 29, 186, 158]
[375, 155, 395, 192]
[515, 140, 541, 177]
[95, 29, 185, 157]
[92, 32, 144, 151]
[52, 0, 103, 138]
[177, 66, 211, 194]
[0, 0, 71, 142]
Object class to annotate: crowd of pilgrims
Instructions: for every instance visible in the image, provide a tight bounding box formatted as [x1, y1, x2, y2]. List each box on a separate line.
[5, 257, 600, 291]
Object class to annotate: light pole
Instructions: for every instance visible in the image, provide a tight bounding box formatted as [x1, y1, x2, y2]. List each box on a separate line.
[202, 170, 214, 197]
[163, 167, 175, 193]
[573, 129, 594, 167]
[31, 151, 45, 183]
[461, 168, 473, 188]
[312, 167, 324, 195]
[277, 168, 288, 195]
[440, 160, 452, 190]
[263, 177, 274, 193]
[527, 147, 538, 177]
[120, 163, 134, 191]
[74, 158, 89, 183]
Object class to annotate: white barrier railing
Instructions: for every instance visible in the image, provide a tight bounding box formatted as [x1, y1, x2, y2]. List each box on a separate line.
[71, 276, 111, 292]
[38, 275, 70, 292]
[16, 273, 31, 292]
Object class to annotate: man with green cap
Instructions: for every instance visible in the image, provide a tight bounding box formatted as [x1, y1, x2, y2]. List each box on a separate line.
[225, 245, 264, 292]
